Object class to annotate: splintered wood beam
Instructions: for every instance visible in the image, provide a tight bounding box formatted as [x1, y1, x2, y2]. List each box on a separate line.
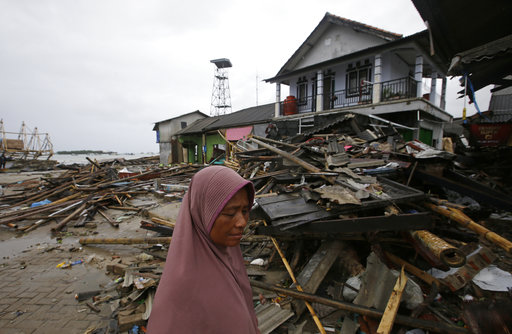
[250, 137, 335, 185]
[376, 267, 408, 334]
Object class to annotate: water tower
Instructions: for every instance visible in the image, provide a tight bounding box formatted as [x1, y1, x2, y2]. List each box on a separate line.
[210, 58, 232, 116]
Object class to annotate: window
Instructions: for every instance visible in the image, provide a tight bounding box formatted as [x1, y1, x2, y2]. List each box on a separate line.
[296, 76, 308, 105]
[346, 60, 372, 97]
[181, 121, 187, 129]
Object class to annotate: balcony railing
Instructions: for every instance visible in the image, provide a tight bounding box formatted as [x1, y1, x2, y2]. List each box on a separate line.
[380, 77, 417, 102]
[279, 76, 418, 115]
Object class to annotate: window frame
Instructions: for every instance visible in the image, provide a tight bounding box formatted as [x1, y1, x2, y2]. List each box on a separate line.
[296, 76, 308, 105]
[346, 60, 372, 97]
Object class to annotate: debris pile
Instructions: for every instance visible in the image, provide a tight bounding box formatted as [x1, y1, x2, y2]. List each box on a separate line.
[2, 114, 512, 333]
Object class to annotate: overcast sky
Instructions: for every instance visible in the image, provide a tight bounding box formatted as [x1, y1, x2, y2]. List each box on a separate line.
[0, 0, 491, 153]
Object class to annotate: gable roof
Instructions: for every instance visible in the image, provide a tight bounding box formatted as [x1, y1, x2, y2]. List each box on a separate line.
[204, 103, 275, 131]
[176, 103, 275, 136]
[266, 30, 443, 83]
[273, 12, 402, 78]
[174, 117, 220, 135]
[153, 110, 208, 127]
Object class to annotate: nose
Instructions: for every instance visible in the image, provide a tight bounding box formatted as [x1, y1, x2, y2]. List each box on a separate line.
[234, 211, 248, 229]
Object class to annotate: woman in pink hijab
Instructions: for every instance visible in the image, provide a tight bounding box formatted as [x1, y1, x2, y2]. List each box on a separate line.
[147, 166, 260, 333]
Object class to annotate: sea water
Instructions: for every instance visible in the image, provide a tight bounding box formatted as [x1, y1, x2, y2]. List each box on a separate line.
[54, 153, 156, 165]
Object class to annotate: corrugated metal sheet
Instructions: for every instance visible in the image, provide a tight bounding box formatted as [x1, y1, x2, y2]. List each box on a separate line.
[205, 103, 275, 130]
[489, 92, 512, 115]
[175, 117, 219, 135]
[255, 303, 294, 334]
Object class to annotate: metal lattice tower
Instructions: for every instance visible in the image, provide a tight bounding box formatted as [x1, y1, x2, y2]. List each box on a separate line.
[210, 58, 232, 116]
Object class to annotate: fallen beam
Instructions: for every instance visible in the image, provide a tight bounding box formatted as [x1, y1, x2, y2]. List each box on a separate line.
[250, 280, 468, 334]
[250, 137, 334, 184]
[79, 237, 171, 245]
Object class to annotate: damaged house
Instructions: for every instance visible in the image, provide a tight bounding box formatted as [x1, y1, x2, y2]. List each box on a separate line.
[175, 103, 275, 164]
[152, 110, 208, 165]
[265, 13, 452, 148]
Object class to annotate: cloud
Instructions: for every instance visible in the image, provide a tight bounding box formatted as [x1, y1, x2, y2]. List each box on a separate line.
[0, 0, 491, 153]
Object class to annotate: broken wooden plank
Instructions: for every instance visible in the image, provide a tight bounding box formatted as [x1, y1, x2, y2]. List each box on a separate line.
[97, 208, 119, 228]
[293, 240, 344, 317]
[118, 313, 145, 332]
[376, 267, 408, 334]
[51, 201, 89, 232]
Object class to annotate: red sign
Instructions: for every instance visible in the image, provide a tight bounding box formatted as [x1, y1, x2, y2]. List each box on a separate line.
[469, 123, 512, 147]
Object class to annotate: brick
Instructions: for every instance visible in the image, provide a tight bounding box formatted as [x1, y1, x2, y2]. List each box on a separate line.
[17, 291, 40, 299]
[0, 328, 34, 334]
[63, 320, 92, 332]
[8, 319, 45, 329]
[32, 319, 69, 332]
[0, 297, 19, 305]
[24, 305, 51, 320]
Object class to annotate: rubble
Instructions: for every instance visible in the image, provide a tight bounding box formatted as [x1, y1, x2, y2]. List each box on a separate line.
[1, 117, 512, 333]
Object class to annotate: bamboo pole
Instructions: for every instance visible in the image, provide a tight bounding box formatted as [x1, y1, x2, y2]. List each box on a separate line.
[79, 237, 172, 245]
[424, 202, 512, 253]
[263, 221, 326, 334]
[249, 280, 468, 334]
[150, 217, 175, 228]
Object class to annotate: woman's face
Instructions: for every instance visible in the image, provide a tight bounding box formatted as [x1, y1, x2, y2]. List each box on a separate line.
[209, 187, 250, 247]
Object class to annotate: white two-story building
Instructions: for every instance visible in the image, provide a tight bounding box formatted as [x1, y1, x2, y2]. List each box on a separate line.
[265, 13, 452, 147]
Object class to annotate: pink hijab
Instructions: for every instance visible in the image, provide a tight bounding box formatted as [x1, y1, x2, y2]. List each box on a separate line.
[147, 166, 259, 334]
